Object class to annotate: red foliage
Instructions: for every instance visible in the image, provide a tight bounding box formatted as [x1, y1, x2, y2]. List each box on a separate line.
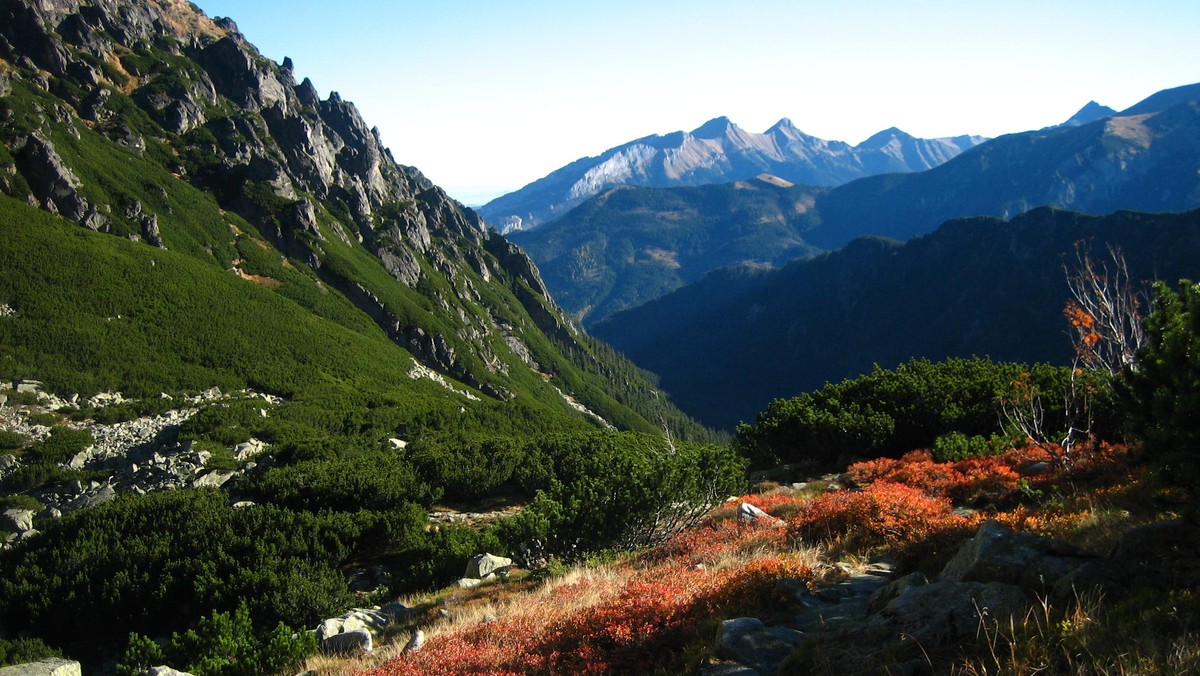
[642, 513, 788, 567]
[366, 513, 816, 675]
[788, 481, 974, 554]
[848, 449, 1023, 504]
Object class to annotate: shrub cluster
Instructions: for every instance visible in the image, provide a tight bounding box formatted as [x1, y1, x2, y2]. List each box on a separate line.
[733, 357, 1116, 469]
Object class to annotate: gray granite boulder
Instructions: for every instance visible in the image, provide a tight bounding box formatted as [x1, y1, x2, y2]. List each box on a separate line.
[0, 659, 81, 676]
[939, 520, 1094, 591]
[465, 552, 513, 579]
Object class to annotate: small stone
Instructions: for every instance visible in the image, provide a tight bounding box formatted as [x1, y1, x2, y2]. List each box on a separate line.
[402, 629, 425, 654]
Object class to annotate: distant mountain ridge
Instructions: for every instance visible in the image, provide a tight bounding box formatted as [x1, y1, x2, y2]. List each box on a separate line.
[804, 82, 1200, 250]
[513, 83, 1200, 326]
[592, 207, 1200, 430]
[479, 117, 986, 232]
[509, 176, 825, 324]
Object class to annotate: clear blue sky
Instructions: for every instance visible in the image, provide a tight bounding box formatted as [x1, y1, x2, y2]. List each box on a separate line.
[193, 1, 1200, 205]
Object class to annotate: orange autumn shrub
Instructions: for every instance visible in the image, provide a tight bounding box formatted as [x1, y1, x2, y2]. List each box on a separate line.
[702, 556, 815, 615]
[642, 504, 792, 567]
[789, 481, 974, 556]
[849, 449, 1023, 504]
[368, 557, 815, 676]
[540, 571, 716, 673]
[846, 441, 1130, 507]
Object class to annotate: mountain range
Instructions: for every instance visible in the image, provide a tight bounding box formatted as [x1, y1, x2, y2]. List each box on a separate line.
[513, 84, 1200, 326]
[592, 207, 1200, 430]
[478, 117, 985, 232]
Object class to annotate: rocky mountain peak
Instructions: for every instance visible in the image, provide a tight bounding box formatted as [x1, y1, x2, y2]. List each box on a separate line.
[1059, 101, 1117, 127]
[858, 127, 914, 149]
[690, 116, 737, 139]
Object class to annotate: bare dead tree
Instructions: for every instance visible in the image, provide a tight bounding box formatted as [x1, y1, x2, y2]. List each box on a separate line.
[1001, 243, 1146, 468]
[1063, 241, 1148, 376]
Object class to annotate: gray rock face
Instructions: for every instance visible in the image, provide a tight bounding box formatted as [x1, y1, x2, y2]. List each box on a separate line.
[146, 667, 194, 676]
[0, 2, 70, 76]
[198, 37, 287, 112]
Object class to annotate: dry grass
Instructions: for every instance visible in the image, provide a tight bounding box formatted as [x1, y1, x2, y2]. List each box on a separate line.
[953, 588, 1200, 675]
[295, 560, 638, 675]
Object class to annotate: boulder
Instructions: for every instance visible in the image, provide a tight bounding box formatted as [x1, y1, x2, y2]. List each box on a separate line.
[0, 659, 81, 676]
[939, 520, 1094, 591]
[714, 617, 805, 675]
[191, 470, 235, 488]
[380, 601, 412, 623]
[320, 628, 371, 655]
[232, 438, 268, 461]
[146, 667, 194, 676]
[871, 579, 1029, 645]
[68, 483, 116, 510]
[1, 508, 35, 534]
[736, 501, 773, 523]
[316, 608, 388, 654]
[464, 553, 513, 580]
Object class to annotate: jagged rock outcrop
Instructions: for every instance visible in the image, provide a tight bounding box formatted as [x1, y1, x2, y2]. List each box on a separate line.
[13, 133, 103, 229]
